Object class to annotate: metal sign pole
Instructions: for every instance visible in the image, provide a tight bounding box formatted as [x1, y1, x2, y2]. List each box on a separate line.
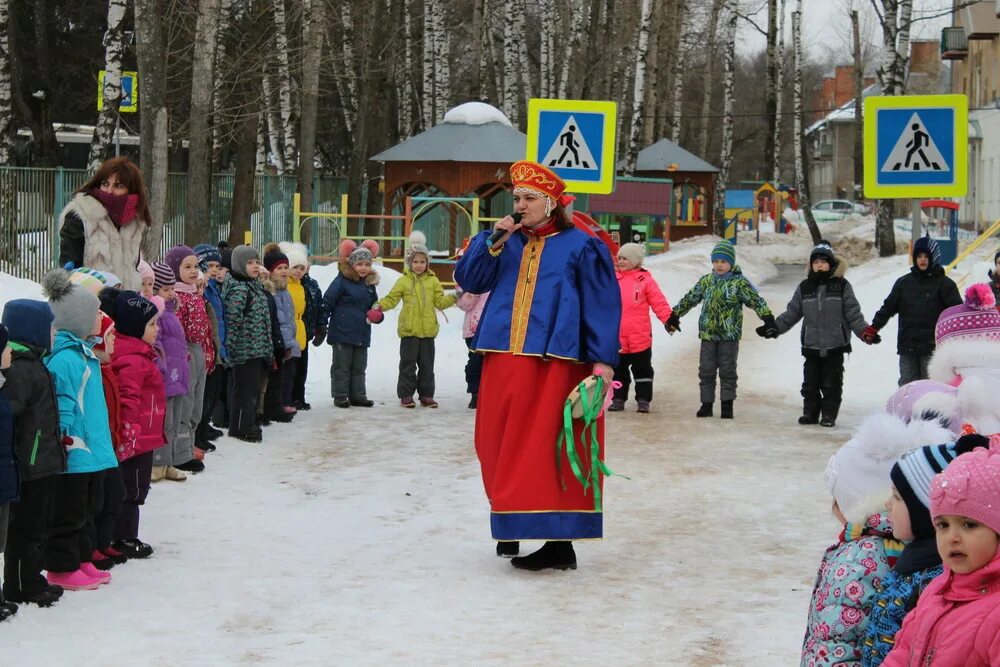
[911, 197, 921, 246]
[114, 111, 121, 157]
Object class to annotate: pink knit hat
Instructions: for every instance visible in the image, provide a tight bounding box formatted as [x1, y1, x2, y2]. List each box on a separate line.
[930, 444, 1000, 534]
[137, 260, 155, 282]
[934, 283, 1000, 347]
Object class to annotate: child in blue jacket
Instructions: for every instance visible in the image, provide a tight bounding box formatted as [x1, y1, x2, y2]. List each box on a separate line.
[41, 269, 117, 592]
[0, 324, 19, 620]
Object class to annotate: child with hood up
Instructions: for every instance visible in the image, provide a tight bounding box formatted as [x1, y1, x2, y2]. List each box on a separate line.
[192, 244, 227, 452]
[666, 240, 774, 419]
[323, 239, 381, 408]
[767, 240, 877, 428]
[608, 242, 672, 414]
[374, 231, 456, 408]
[0, 324, 18, 620]
[150, 262, 191, 482]
[883, 444, 1000, 665]
[800, 412, 954, 665]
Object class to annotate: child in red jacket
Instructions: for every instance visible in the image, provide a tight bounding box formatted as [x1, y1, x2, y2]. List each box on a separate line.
[108, 290, 164, 560]
[609, 243, 672, 414]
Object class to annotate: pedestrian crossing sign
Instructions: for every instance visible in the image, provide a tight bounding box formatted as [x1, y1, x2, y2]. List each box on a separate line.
[863, 94, 967, 198]
[526, 98, 617, 194]
[97, 70, 139, 113]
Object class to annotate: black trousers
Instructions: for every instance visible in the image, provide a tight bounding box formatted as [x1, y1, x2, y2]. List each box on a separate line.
[464, 338, 483, 395]
[292, 346, 309, 405]
[46, 471, 104, 573]
[398, 337, 436, 399]
[229, 359, 268, 437]
[263, 358, 287, 418]
[613, 348, 654, 402]
[802, 351, 845, 419]
[196, 365, 227, 442]
[116, 451, 154, 541]
[92, 466, 125, 551]
[3, 476, 56, 598]
[281, 357, 298, 406]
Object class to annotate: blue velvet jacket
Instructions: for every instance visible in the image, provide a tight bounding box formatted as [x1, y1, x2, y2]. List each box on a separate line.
[454, 227, 621, 366]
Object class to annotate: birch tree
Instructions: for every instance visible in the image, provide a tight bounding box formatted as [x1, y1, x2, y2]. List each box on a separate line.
[433, 0, 451, 123]
[87, 0, 128, 172]
[398, 0, 414, 137]
[337, 6, 359, 137]
[714, 2, 737, 235]
[0, 0, 12, 166]
[558, 0, 587, 99]
[421, 0, 436, 129]
[185, 0, 222, 244]
[135, 0, 168, 259]
[297, 0, 325, 240]
[624, 0, 654, 174]
[502, 5, 522, 125]
[273, 0, 297, 169]
[698, 0, 725, 159]
[764, 0, 778, 181]
[792, 4, 821, 243]
[669, 0, 687, 144]
[211, 0, 235, 161]
[772, 0, 786, 183]
[852, 9, 863, 198]
[262, 67, 285, 173]
[538, 0, 555, 98]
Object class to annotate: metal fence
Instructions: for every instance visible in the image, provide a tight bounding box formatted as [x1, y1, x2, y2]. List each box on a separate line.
[0, 166, 347, 282]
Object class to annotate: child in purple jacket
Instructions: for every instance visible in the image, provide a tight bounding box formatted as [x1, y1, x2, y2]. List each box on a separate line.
[149, 263, 190, 483]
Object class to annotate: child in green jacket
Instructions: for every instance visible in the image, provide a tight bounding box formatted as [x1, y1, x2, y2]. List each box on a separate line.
[374, 232, 456, 408]
[666, 241, 775, 419]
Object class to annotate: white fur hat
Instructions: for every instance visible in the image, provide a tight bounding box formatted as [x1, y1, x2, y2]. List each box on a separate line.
[278, 241, 310, 269]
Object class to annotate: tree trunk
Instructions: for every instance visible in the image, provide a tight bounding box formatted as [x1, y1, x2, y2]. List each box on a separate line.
[184, 0, 221, 246]
[792, 5, 820, 243]
[211, 0, 234, 163]
[470, 0, 483, 99]
[714, 2, 737, 235]
[538, 0, 554, 98]
[502, 6, 520, 125]
[135, 0, 168, 259]
[558, 0, 586, 99]
[669, 0, 687, 144]
[88, 0, 128, 171]
[255, 111, 267, 172]
[421, 0, 435, 129]
[227, 111, 259, 248]
[399, 0, 414, 136]
[772, 0, 786, 182]
[296, 0, 324, 246]
[874, 0, 903, 256]
[27, 1, 59, 166]
[852, 9, 863, 199]
[262, 67, 285, 173]
[698, 0, 724, 159]
[0, 0, 13, 166]
[273, 0, 297, 170]
[433, 0, 451, 122]
[764, 0, 778, 181]
[624, 0, 653, 175]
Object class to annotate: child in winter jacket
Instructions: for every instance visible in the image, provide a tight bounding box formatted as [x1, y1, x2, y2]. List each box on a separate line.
[165, 244, 212, 474]
[40, 268, 117, 592]
[990, 248, 1000, 303]
[883, 445, 1000, 666]
[0, 324, 18, 620]
[299, 255, 328, 411]
[150, 262, 191, 482]
[666, 241, 774, 419]
[865, 235, 962, 386]
[375, 232, 457, 408]
[455, 286, 489, 410]
[193, 245, 227, 451]
[768, 241, 875, 428]
[263, 243, 301, 418]
[279, 242, 310, 409]
[324, 239, 381, 408]
[1, 299, 65, 608]
[861, 434, 991, 667]
[222, 245, 273, 442]
[608, 243, 672, 414]
[107, 290, 163, 560]
[137, 260, 155, 299]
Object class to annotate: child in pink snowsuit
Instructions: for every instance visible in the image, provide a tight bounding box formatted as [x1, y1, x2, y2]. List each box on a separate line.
[883, 444, 1000, 665]
[608, 243, 672, 413]
[455, 288, 489, 409]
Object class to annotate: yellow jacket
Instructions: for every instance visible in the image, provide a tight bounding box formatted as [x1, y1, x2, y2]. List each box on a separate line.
[288, 277, 307, 349]
[378, 268, 456, 338]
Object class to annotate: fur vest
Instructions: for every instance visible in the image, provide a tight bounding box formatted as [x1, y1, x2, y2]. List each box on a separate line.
[59, 193, 145, 291]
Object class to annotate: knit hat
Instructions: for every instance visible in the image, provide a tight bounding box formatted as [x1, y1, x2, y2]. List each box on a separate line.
[92, 313, 114, 353]
[193, 243, 222, 271]
[405, 231, 430, 268]
[151, 261, 175, 292]
[912, 235, 941, 268]
[164, 244, 197, 282]
[97, 286, 121, 320]
[41, 268, 100, 340]
[262, 242, 289, 272]
[825, 412, 956, 520]
[150, 295, 166, 315]
[349, 239, 380, 266]
[111, 290, 159, 339]
[931, 444, 1000, 535]
[231, 245, 259, 278]
[220, 247, 233, 271]
[891, 434, 991, 540]
[711, 241, 736, 265]
[278, 241, 309, 269]
[1, 299, 55, 351]
[69, 267, 112, 295]
[618, 243, 645, 267]
[810, 239, 837, 266]
[137, 260, 155, 283]
[934, 284, 1000, 347]
[885, 380, 961, 433]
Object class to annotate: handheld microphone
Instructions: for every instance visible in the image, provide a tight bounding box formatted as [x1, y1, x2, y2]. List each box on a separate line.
[487, 213, 523, 248]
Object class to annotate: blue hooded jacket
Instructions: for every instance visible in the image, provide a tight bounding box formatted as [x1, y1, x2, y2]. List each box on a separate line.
[204, 278, 228, 362]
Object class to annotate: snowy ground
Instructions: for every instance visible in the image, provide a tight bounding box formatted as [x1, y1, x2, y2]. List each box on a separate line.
[2, 233, 994, 664]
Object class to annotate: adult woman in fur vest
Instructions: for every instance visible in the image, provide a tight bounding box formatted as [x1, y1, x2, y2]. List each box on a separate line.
[58, 157, 151, 291]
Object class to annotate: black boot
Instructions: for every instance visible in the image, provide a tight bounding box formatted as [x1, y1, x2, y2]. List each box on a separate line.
[0, 601, 17, 621]
[720, 400, 734, 419]
[496, 541, 519, 558]
[510, 541, 577, 571]
[206, 426, 224, 440]
[798, 414, 819, 425]
[4, 585, 61, 607]
[349, 398, 374, 407]
[334, 397, 351, 408]
[112, 538, 154, 560]
[696, 403, 713, 418]
[468, 393, 478, 409]
[820, 415, 836, 427]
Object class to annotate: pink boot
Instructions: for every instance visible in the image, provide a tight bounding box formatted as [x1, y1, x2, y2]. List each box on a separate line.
[79, 562, 112, 585]
[47, 569, 103, 591]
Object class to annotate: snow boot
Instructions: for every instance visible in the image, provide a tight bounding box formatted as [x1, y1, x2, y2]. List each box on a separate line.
[233, 430, 262, 443]
[820, 416, 836, 428]
[400, 398, 416, 408]
[206, 426, 224, 440]
[511, 541, 577, 571]
[468, 393, 478, 409]
[295, 401, 312, 411]
[496, 541, 520, 558]
[636, 400, 650, 413]
[46, 569, 102, 591]
[350, 398, 374, 407]
[113, 538, 154, 560]
[91, 550, 115, 571]
[79, 562, 111, 585]
[175, 459, 204, 474]
[419, 397, 439, 408]
[720, 400, 734, 419]
[101, 545, 129, 565]
[4, 585, 61, 607]
[150, 466, 167, 483]
[798, 414, 819, 425]
[334, 397, 351, 408]
[0, 601, 17, 621]
[607, 399, 625, 412]
[164, 466, 187, 482]
[198, 440, 216, 453]
[696, 403, 713, 418]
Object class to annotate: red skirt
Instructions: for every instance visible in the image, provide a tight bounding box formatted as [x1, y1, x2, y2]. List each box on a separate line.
[475, 353, 604, 540]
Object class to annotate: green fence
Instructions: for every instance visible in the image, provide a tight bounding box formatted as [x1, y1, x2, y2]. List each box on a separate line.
[0, 166, 347, 282]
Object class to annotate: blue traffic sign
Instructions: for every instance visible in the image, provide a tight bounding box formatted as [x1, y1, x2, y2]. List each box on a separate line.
[525, 99, 617, 194]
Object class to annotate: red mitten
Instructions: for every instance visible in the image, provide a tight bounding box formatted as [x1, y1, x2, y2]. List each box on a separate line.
[367, 308, 384, 324]
[861, 325, 879, 344]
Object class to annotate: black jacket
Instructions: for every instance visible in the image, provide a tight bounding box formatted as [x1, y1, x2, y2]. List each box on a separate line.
[58, 212, 85, 268]
[302, 273, 328, 339]
[1, 342, 65, 481]
[871, 266, 962, 355]
[0, 389, 17, 504]
[264, 290, 285, 363]
[990, 269, 999, 304]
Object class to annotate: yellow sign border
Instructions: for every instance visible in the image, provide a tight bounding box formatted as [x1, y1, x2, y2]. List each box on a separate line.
[526, 98, 617, 195]
[97, 70, 139, 113]
[863, 94, 967, 198]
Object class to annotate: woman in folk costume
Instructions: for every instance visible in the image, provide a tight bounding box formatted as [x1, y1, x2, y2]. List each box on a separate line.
[454, 161, 621, 572]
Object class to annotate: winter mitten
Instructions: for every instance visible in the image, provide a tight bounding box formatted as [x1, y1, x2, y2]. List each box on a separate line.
[665, 314, 681, 333]
[366, 308, 384, 324]
[860, 325, 879, 344]
[754, 325, 769, 338]
[312, 326, 327, 347]
[760, 315, 779, 338]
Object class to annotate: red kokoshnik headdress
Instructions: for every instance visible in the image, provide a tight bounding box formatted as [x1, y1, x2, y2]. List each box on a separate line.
[510, 160, 574, 207]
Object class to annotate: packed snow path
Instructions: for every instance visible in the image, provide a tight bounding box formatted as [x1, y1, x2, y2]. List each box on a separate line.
[7, 259, 908, 664]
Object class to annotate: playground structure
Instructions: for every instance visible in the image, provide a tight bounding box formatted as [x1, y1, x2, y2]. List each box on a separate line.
[722, 182, 798, 243]
[588, 177, 673, 253]
[920, 200, 960, 266]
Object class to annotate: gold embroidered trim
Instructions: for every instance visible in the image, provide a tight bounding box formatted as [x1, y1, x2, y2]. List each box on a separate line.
[488, 243, 504, 257]
[508, 236, 544, 354]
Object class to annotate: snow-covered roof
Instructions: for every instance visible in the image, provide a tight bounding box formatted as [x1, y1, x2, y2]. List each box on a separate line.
[621, 138, 718, 173]
[371, 104, 526, 163]
[805, 84, 881, 136]
[442, 102, 512, 128]
[16, 122, 140, 146]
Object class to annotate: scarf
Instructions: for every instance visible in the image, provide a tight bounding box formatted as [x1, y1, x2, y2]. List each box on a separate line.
[174, 281, 197, 294]
[88, 188, 140, 227]
[894, 538, 942, 576]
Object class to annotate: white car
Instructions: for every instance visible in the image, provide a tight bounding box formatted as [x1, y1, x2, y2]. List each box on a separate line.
[812, 199, 870, 220]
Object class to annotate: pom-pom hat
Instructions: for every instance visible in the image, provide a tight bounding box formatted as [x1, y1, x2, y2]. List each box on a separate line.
[41, 268, 100, 340]
[934, 283, 1000, 347]
[278, 242, 309, 269]
[510, 160, 566, 201]
[405, 231, 430, 268]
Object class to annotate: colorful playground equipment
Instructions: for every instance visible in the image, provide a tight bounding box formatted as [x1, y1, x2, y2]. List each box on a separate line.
[588, 177, 672, 254]
[920, 200, 960, 266]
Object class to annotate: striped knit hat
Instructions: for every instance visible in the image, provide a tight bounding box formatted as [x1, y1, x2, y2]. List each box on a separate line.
[711, 241, 736, 265]
[151, 261, 176, 292]
[890, 433, 991, 540]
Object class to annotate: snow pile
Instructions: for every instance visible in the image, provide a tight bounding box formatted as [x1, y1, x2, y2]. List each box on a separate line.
[0, 270, 45, 303]
[441, 102, 512, 128]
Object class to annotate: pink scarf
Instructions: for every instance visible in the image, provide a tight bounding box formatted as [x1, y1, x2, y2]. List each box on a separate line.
[88, 188, 140, 227]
